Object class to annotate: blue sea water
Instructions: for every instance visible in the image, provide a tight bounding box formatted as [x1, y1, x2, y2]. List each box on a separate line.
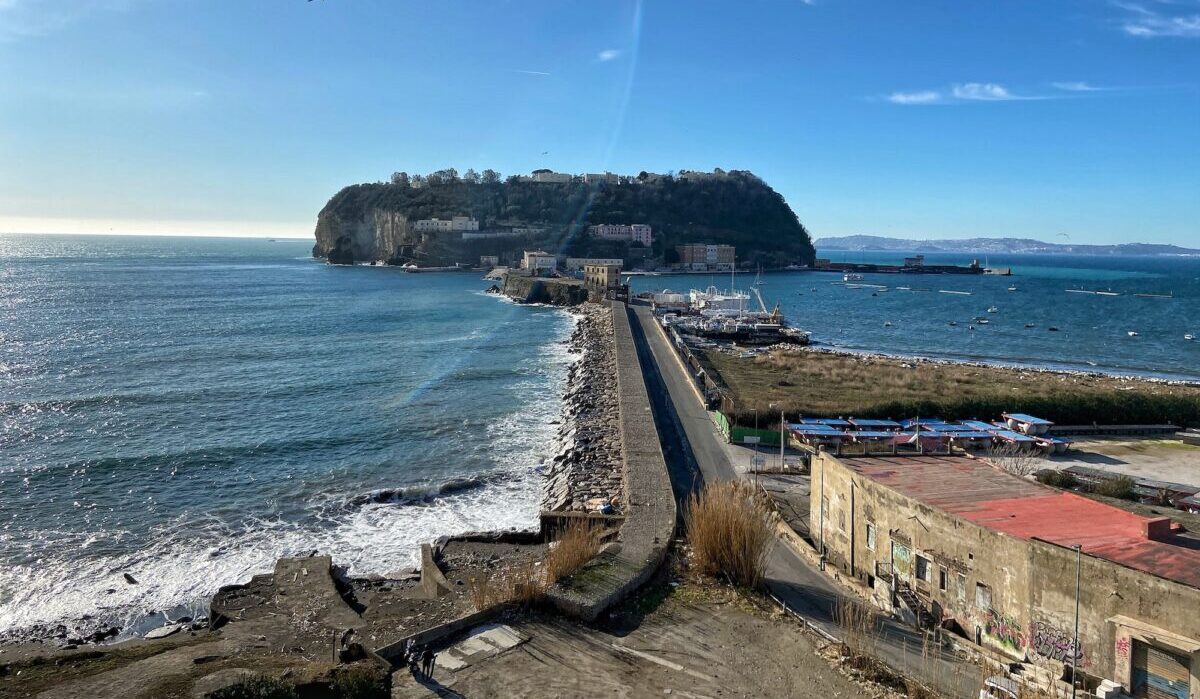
[2, 237, 1199, 639]
[630, 251, 1200, 381]
[0, 234, 575, 636]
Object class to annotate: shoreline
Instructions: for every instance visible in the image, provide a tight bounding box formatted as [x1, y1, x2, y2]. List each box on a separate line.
[795, 342, 1200, 387]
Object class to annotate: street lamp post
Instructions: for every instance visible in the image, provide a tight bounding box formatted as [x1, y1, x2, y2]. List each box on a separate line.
[1071, 543, 1082, 699]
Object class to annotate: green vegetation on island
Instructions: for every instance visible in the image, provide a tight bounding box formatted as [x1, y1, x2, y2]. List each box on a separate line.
[312, 168, 815, 268]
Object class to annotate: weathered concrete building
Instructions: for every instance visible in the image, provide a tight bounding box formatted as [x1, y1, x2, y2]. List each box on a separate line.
[812, 452, 1200, 699]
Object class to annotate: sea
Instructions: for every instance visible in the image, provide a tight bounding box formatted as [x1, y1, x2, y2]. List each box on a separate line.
[629, 251, 1200, 382]
[2, 236, 1199, 641]
[0, 234, 576, 639]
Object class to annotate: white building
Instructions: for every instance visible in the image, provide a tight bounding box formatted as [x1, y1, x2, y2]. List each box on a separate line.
[413, 216, 479, 233]
[479, 256, 499, 268]
[583, 172, 620, 184]
[588, 224, 653, 246]
[564, 257, 624, 272]
[522, 250, 557, 274]
[531, 171, 572, 184]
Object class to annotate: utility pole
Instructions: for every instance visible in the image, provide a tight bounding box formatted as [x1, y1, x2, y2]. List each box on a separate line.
[1072, 543, 1082, 699]
[780, 407, 786, 470]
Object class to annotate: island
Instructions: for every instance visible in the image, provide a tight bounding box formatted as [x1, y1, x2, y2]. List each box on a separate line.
[816, 235, 1200, 256]
[311, 168, 815, 269]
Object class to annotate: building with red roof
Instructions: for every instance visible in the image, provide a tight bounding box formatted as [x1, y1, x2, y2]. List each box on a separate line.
[812, 452, 1200, 699]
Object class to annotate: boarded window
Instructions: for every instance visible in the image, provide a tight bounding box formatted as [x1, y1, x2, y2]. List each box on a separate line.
[866, 523, 876, 550]
[956, 573, 967, 602]
[976, 582, 992, 609]
[939, 567, 948, 592]
[916, 555, 931, 582]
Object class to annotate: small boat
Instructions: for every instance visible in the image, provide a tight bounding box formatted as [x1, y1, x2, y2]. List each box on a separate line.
[977, 319, 990, 325]
[1048, 326, 1060, 332]
[1025, 323, 1036, 328]
[884, 321, 893, 327]
[948, 321, 958, 327]
[969, 325, 976, 331]
[1097, 290, 1121, 297]
[1136, 292, 1173, 299]
[844, 273, 865, 282]
[939, 290, 973, 296]
[1186, 334, 1196, 341]
[1007, 286, 1017, 292]
[1127, 331, 1139, 337]
[987, 306, 999, 313]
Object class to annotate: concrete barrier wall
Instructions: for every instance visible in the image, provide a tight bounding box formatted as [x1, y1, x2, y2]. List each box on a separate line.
[543, 301, 677, 620]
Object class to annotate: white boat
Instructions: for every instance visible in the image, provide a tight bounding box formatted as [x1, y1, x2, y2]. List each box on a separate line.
[987, 306, 999, 313]
[939, 290, 973, 296]
[1127, 331, 1139, 337]
[884, 321, 893, 327]
[1007, 286, 1017, 292]
[1097, 290, 1121, 297]
[843, 272, 865, 282]
[1185, 334, 1195, 341]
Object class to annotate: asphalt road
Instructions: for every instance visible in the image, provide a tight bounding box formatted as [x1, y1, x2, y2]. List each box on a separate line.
[627, 303, 981, 699]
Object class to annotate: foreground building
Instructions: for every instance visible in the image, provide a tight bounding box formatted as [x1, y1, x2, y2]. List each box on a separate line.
[521, 250, 557, 274]
[812, 452, 1200, 699]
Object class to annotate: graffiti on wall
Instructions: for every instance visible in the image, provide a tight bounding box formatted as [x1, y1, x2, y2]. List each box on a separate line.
[1030, 620, 1086, 666]
[892, 543, 914, 580]
[1115, 637, 1130, 662]
[984, 609, 1026, 651]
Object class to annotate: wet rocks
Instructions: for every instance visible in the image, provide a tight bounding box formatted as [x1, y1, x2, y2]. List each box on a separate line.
[541, 304, 624, 513]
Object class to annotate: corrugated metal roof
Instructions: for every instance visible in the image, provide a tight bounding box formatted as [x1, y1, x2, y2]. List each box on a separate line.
[842, 455, 1200, 590]
[1002, 413, 1055, 426]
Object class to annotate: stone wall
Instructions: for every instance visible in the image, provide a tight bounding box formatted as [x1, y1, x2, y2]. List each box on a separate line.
[500, 273, 589, 306]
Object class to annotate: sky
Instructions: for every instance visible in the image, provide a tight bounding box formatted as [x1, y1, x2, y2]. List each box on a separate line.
[0, 1, 1197, 245]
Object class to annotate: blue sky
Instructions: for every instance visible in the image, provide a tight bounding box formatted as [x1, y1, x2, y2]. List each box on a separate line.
[0, 1, 1197, 244]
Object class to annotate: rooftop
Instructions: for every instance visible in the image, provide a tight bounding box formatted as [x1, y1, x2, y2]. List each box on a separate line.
[840, 454, 1200, 589]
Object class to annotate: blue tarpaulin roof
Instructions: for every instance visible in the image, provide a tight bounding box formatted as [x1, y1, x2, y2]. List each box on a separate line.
[922, 423, 976, 433]
[961, 420, 998, 432]
[1002, 413, 1054, 426]
[849, 419, 901, 429]
[791, 429, 850, 439]
[947, 431, 995, 439]
[787, 423, 841, 432]
[991, 429, 1038, 443]
[798, 418, 852, 427]
[851, 430, 902, 439]
[899, 418, 947, 428]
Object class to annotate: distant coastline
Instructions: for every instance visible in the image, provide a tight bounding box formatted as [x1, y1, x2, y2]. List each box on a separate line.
[816, 235, 1200, 257]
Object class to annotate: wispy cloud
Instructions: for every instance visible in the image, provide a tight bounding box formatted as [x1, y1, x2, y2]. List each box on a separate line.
[1115, 1, 1200, 37]
[887, 90, 941, 105]
[0, 0, 133, 42]
[884, 82, 1055, 105]
[951, 82, 1024, 101]
[512, 69, 552, 77]
[1052, 81, 1105, 92]
[597, 49, 623, 62]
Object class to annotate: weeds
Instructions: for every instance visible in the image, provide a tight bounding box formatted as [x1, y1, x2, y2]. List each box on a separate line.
[544, 520, 603, 584]
[685, 482, 774, 588]
[1094, 475, 1136, 500]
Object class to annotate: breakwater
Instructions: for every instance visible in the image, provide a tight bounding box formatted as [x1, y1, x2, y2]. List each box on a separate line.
[541, 304, 624, 513]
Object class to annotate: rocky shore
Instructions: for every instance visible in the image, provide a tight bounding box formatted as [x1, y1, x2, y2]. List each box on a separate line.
[541, 304, 624, 513]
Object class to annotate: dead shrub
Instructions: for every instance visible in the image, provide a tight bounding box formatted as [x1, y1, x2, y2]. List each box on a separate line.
[466, 562, 545, 611]
[834, 596, 879, 659]
[544, 520, 603, 584]
[684, 481, 774, 588]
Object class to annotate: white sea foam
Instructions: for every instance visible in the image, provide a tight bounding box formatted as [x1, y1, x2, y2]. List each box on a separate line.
[0, 308, 579, 639]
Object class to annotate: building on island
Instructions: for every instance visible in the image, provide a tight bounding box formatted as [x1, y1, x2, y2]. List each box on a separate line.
[588, 224, 653, 246]
[521, 250, 557, 274]
[812, 451, 1200, 698]
[531, 170, 573, 184]
[564, 257, 623, 272]
[676, 244, 735, 271]
[903, 255, 926, 268]
[413, 216, 479, 233]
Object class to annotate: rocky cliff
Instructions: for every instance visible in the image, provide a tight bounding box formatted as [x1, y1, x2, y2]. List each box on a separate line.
[499, 273, 590, 306]
[312, 169, 816, 266]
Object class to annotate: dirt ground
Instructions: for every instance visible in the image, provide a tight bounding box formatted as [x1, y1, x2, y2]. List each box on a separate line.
[391, 584, 877, 699]
[1045, 437, 1200, 486]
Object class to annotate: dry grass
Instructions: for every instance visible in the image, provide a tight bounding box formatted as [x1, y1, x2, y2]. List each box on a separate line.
[466, 521, 603, 611]
[466, 562, 545, 610]
[701, 347, 1200, 427]
[544, 520, 604, 584]
[684, 482, 775, 588]
[833, 596, 879, 660]
[986, 443, 1045, 478]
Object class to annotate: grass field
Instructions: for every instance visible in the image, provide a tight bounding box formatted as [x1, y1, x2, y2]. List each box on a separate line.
[699, 348, 1200, 428]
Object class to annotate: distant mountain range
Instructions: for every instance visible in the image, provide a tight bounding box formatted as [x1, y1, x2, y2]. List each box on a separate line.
[814, 235, 1200, 256]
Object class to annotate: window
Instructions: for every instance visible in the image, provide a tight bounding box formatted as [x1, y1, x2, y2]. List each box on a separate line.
[938, 567, 948, 592]
[838, 509, 846, 532]
[976, 582, 992, 610]
[916, 555, 931, 582]
[956, 573, 967, 602]
[866, 523, 876, 550]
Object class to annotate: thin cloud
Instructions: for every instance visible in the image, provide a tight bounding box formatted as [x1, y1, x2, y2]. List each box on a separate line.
[512, 69, 552, 77]
[887, 90, 941, 105]
[952, 82, 1020, 101]
[0, 0, 134, 42]
[1052, 81, 1106, 92]
[1115, 1, 1200, 37]
[597, 49, 623, 62]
